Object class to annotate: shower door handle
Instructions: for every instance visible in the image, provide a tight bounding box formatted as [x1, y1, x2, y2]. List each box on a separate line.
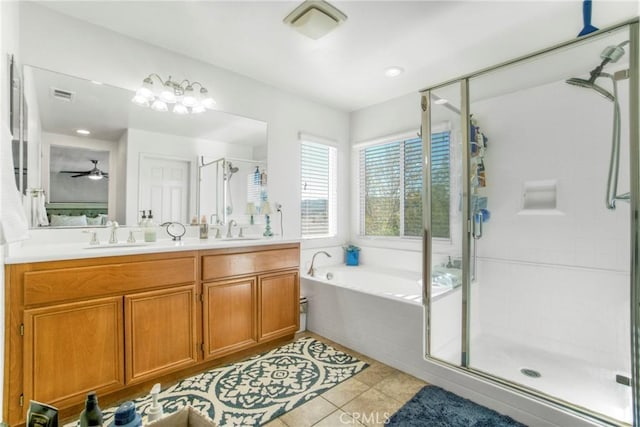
[472, 213, 483, 240]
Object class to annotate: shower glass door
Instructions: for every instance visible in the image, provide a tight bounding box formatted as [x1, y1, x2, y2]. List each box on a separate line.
[425, 22, 638, 425]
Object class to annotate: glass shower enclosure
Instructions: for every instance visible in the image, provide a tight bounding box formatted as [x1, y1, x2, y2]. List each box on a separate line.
[422, 20, 639, 425]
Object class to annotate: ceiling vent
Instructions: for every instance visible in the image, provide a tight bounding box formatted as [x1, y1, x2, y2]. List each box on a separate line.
[50, 87, 75, 102]
[283, 0, 347, 40]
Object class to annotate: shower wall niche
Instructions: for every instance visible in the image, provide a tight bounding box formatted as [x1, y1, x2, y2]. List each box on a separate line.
[422, 21, 638, 426]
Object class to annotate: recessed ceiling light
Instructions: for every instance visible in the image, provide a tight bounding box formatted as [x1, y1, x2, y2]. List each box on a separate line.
[76, 129, 91, 135]
[384, 66, 404, 78]
[434, 98, 448, 105]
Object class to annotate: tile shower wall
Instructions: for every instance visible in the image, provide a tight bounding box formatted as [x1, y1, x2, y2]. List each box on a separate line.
[470, 78, 630, 369]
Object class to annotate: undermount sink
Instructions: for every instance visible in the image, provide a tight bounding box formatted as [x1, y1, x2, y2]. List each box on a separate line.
[84, 243, 150, 249]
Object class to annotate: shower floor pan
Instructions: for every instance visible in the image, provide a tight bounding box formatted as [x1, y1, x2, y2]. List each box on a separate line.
[470, 334, 631, 424]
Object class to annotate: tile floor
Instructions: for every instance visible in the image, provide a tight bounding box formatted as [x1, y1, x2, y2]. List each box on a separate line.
[266, 332, 427, 427]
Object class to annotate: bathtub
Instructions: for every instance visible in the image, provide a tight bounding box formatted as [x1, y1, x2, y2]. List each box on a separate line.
[304, 265, 456, 306]
[300, 264, 463, 376]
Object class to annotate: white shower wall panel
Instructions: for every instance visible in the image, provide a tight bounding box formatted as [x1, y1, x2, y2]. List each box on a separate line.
[471, 78, 630, 272]
[474, 258, 629, 371]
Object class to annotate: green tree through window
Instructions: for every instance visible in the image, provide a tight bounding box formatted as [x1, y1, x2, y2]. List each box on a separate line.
[360, 132, 450, 239]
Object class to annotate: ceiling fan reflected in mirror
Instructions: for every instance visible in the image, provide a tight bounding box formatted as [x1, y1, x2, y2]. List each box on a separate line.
[60, 160, 109, 180]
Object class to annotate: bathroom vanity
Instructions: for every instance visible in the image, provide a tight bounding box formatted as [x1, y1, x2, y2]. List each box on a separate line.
[3, 241, 300, 426]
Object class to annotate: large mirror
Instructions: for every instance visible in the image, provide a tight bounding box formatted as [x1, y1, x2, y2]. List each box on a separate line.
[22, 65, 267, 228]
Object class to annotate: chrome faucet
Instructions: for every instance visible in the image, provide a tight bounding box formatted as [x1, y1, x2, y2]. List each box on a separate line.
[82, 230, 99, 245]
[108, 221, 119, 244]
[307, 251, 331, 277]
[210, 213, 222, 225]
[226, 220, 237, 238]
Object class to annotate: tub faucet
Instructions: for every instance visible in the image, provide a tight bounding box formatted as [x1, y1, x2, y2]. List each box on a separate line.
[226, 220, 237, 238]
[308, 251, 331, 277]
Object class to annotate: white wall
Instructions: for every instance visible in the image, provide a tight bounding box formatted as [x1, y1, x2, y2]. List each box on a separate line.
[18, 2, 351, 245]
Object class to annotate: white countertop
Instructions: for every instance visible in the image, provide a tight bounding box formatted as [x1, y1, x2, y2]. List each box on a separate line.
[5, 237, 301, 264]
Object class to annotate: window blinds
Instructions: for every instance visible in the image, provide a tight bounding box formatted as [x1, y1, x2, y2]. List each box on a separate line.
[300, 141, 337, 237]
[359, 131, 450, 238]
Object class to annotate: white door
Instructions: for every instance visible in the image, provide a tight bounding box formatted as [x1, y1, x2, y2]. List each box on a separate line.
[139, 155, 190, 224]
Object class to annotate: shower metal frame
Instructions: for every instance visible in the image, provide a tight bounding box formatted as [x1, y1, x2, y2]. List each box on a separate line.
[196, 156, 266, 226]
[421, 18, 639, 426]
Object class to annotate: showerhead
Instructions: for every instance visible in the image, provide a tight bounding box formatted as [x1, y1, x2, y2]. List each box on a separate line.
[565, 40, 628, 102]
[565, 77, 615, 102]
[224, 162, 239, 180]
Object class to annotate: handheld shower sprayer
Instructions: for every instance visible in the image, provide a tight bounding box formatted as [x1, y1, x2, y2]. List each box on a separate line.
[565, 40, 629, 210]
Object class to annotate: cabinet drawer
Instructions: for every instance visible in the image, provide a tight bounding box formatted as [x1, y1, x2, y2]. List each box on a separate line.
[24, 256, 196, 306]
[202, 247, 299, 280]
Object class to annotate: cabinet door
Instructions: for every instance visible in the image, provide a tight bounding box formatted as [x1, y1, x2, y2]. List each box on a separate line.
[203, 277, 257, 360]
[23, 296, 124, 408]
[258, 270, 299, 342]
[125, 285, 197, 384]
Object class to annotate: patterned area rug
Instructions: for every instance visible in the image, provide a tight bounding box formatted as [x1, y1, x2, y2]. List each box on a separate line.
[68, 337, 368, 426]
[387, 385, 527, 427]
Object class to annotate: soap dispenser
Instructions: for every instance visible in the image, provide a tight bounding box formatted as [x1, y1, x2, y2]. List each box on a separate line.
[138, 210, 147, 227]
[144, 210, 156, 243]
[146, 383, 164, 422]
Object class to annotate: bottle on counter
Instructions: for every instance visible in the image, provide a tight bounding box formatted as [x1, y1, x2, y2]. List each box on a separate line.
[79, 391, 103, 427]
[144, 210, 157, 242]
[110, 401, 141, 427]
[138, 210, 147, 227]
[199, 215, 209, 239]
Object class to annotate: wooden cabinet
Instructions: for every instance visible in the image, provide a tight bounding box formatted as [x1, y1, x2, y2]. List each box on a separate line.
[23, 297, 124, 409]
[259, 270, 300, 342]
[201, 245, 300, 360]
[203, 277, 257, 360]
[125, 285, 198, 384]
[4, 243, 299, 426]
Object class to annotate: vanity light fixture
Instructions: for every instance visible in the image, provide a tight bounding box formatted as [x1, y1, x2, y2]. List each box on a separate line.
[132, 74, 216, 115]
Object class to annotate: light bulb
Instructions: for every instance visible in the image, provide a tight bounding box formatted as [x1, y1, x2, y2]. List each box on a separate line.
[136, 77, 154, 99]
[182, 86, 198, 107]
[200, 87, 216, 109]
[88, 171, 103, 180]
[151, 99, 168, 112]
[201, 97, 216, 109]
[132, 95, 150, 106]
[159, 82, 176, 103]
[173, 103, 189, 115]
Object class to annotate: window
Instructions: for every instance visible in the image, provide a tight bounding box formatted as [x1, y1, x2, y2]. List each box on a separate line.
[359, 132, 450, 239]
[301, 140, 337, 238]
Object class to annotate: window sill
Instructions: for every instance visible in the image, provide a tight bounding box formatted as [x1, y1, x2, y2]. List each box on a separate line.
[352, 235, 422, 252]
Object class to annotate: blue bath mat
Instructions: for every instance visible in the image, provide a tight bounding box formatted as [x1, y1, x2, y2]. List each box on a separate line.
[387, 385, 527, 427]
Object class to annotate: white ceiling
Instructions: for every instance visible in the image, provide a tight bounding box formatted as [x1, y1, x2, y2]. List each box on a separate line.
[37, 1, 637, 112]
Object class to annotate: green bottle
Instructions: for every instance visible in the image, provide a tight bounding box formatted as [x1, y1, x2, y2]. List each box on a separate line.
[79, 392, 103, 427]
